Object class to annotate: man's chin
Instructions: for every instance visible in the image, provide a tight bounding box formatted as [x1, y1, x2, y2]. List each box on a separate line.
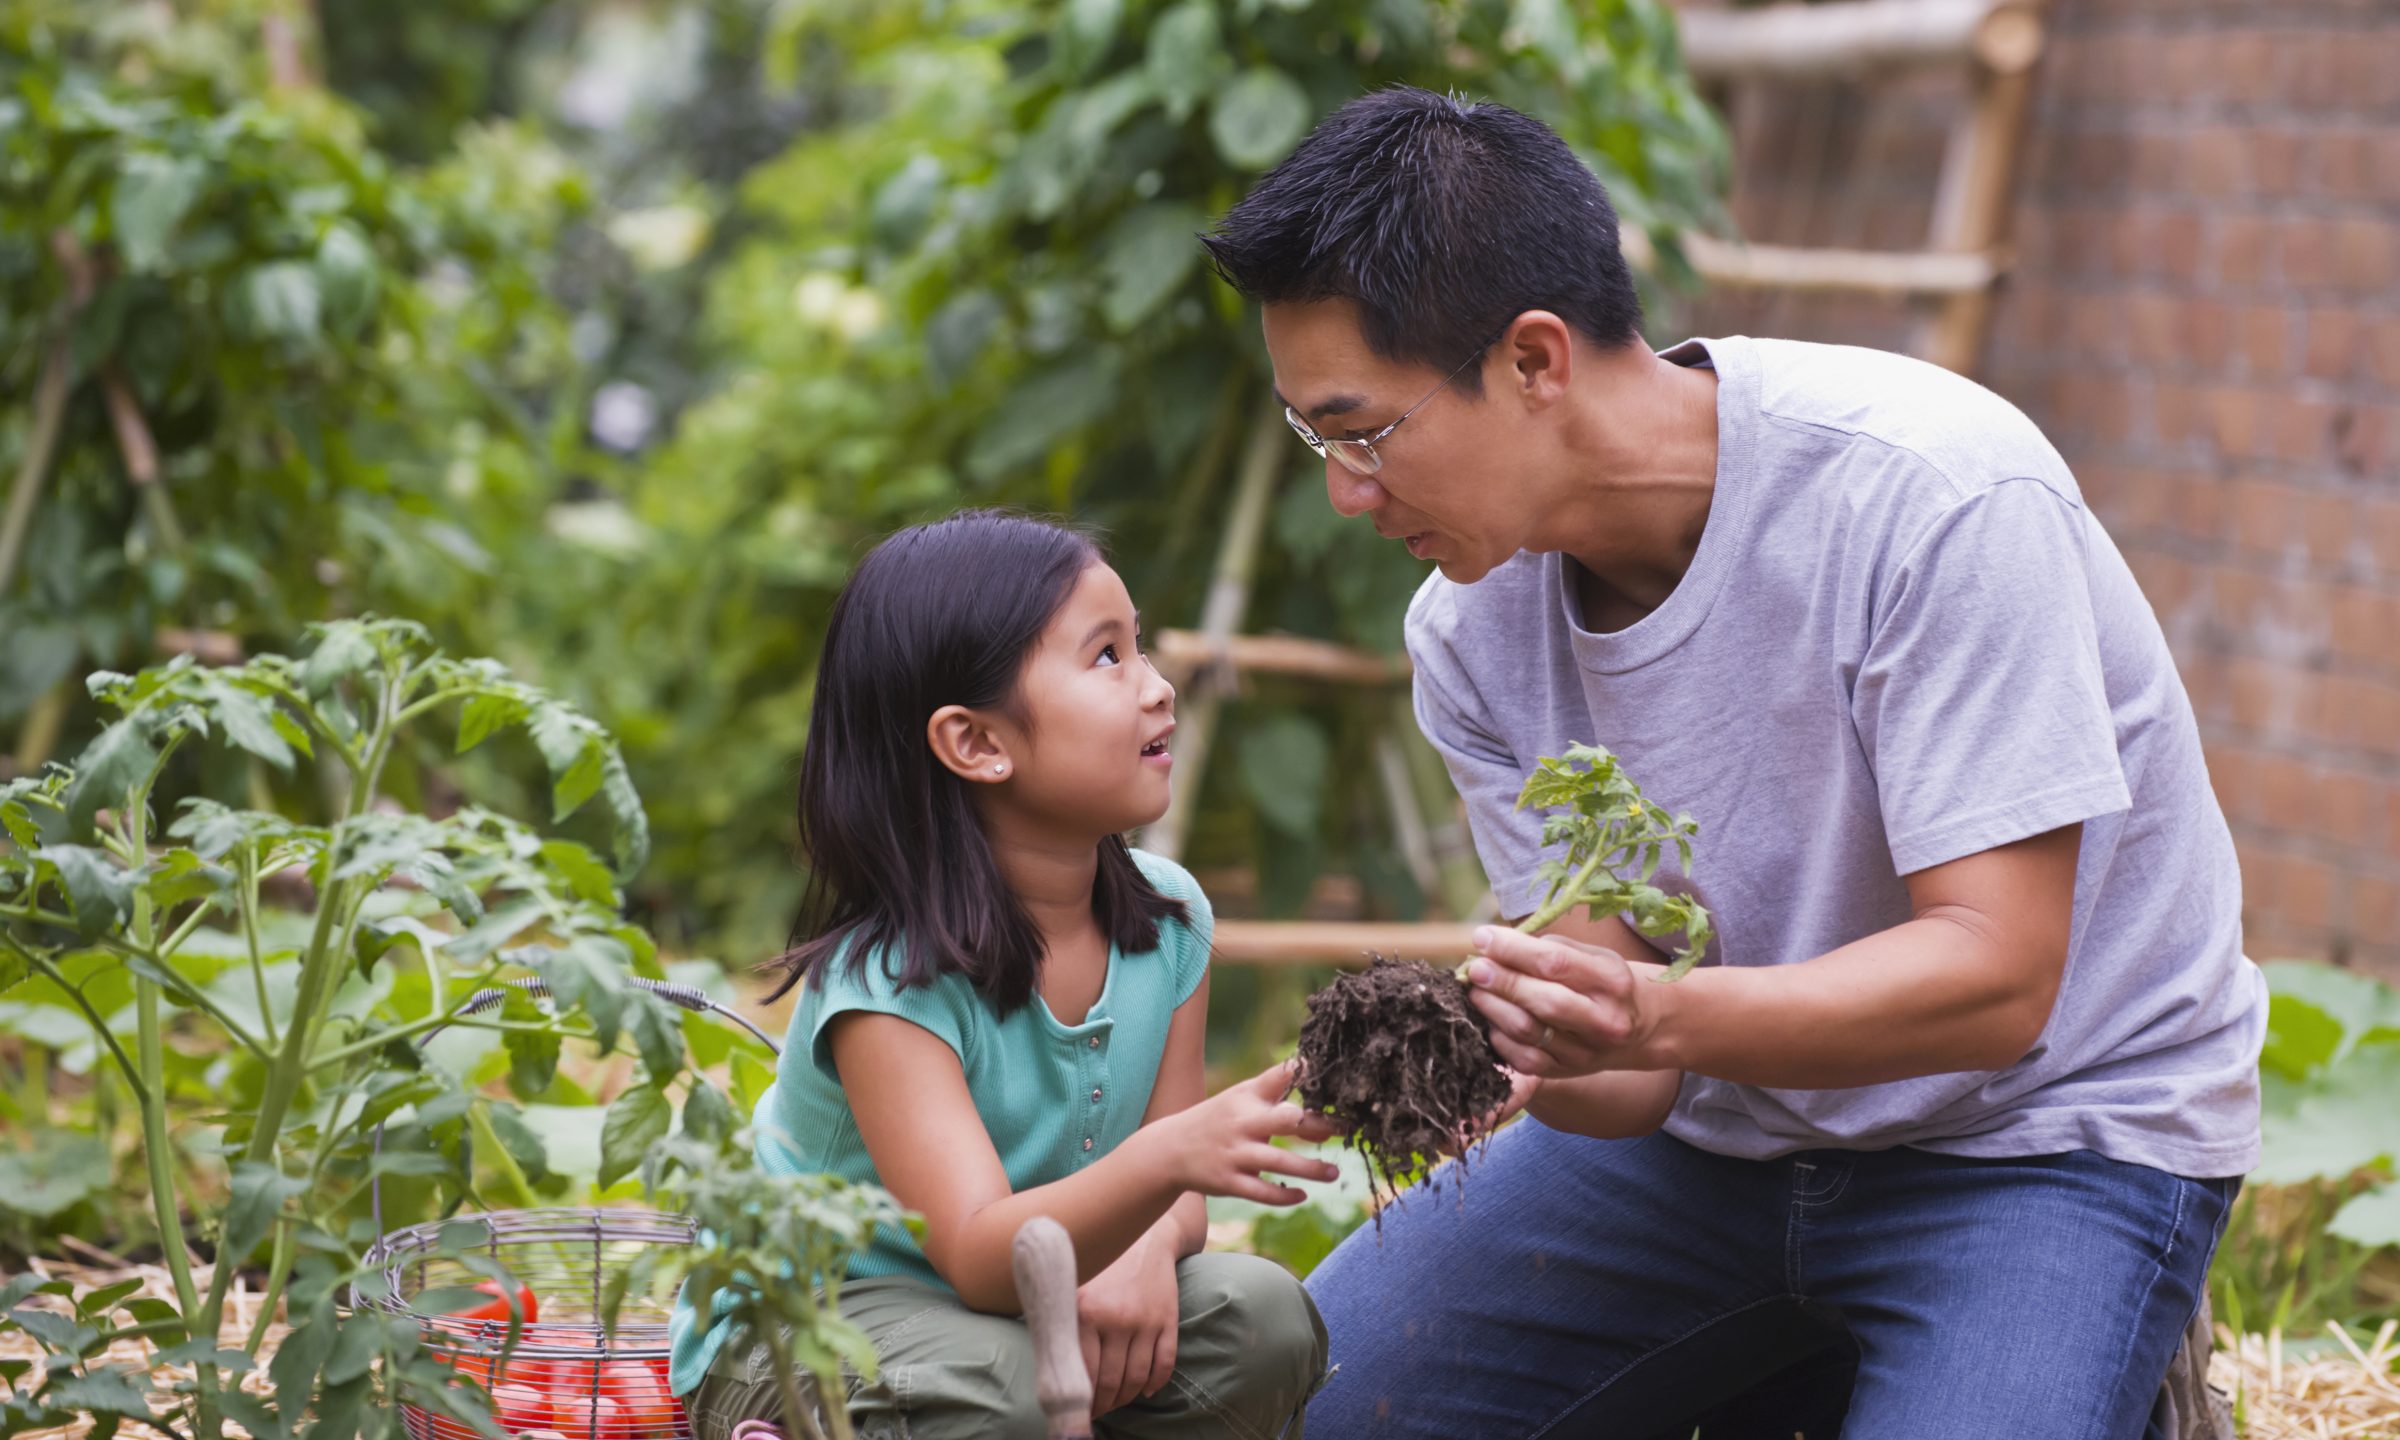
[1433, 552, 1497, 585]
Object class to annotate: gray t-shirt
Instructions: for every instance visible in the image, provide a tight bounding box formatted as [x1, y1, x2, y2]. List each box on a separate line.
[1407, 335, 2264, 1178]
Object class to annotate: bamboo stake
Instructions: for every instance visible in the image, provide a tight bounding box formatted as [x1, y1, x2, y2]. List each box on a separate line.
[1679, 0, 2045, 82]
[102, 364, 187, 553]
[1916, 10, 2046, 376]
[1210, 919, 1482, 965]
[1140, 403, 1288, 861]
[0, 333, 73, 599]
[1150, 629, 1409, 688]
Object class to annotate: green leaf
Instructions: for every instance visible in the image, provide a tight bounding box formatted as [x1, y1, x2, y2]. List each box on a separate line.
[1100, 203, 1203, 333]
[542, 934, 629, 1050]
[111, 152, 207, 273]
[540, 840, 618, 907]
[75, 1280, 146, 1320]
[197, 674, 295, 770]
[34, 846, 133, 935]
[1146, 1, 1226, 122]
[2252, 1044, 2400, 1184]
[2262, 993, 2344, 1081]
[681, 1076, 736, 1146]
[1209, 68, 1310, 170]
[0, 1129, 111, 1219]
[598, 1085, 671, 1189]
[315, 223, 380, 338]
[230, 261, 323, 346]
[483, 1102, 552, 1184]
[625, 989, 684, 1081]
[1237, 714, 1328, 838]
[300, 624, 378, 698]
[222, 1161, 309, 1261]
[62, 715, 155, 837]
[2328, 1180, 2400, 1249]
[967, 356, 1118, 483]
[502, 1014, 559, 1102]
[46, 1368, 153, 1418]
[455, 693, 524, 754]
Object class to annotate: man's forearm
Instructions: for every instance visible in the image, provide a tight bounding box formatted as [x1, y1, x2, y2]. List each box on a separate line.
[1526, 1068, 1680, 1138]
[1641, 911, 2058, 1088]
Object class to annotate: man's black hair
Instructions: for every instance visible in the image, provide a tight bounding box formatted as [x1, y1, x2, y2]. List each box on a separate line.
[1201, 85, 1644, 392]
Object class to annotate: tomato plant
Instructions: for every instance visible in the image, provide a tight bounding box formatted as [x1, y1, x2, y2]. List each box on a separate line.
[0, 620, 696, 1440]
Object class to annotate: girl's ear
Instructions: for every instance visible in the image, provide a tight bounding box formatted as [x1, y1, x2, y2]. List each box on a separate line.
[927, 705, 1016, 784]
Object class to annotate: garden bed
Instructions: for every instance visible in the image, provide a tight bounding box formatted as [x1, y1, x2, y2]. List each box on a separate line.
[13, 1249, 2399, 1438]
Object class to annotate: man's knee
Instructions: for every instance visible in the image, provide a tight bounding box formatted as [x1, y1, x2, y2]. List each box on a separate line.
[1177, 1252, 1330, 1415]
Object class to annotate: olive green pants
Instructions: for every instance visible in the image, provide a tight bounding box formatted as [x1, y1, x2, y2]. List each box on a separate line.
[687, 1253, 1327, 1440]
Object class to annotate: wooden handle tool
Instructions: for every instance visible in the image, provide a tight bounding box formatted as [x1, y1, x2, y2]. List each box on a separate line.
[1012, 1216, 1094, 1440]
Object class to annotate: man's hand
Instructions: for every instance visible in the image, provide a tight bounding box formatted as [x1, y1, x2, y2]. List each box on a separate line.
[1077, 1229, 1181, 1415]
[1463, 926, 1665, 1077]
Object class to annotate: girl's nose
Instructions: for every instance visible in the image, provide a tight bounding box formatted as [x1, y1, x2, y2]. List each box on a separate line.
[1326, 459, 1386, 518]
[1142, 656, 1176, 710]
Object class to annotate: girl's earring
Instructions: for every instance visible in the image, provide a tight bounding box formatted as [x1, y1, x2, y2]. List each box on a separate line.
[993, 763, 1006, 775]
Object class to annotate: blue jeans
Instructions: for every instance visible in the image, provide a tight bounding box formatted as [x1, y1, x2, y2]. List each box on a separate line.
[1304, 1121, 2236, 1439]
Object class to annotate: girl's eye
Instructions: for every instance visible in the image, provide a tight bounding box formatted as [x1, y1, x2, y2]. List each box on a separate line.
[1097, 643, 1120, 667]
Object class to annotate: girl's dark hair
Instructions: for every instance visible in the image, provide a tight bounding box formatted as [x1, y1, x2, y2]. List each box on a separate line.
[762, 509, 1187, 1012]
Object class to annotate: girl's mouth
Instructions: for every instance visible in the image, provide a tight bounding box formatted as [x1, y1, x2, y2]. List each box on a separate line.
[1140, 735, 1172, 764]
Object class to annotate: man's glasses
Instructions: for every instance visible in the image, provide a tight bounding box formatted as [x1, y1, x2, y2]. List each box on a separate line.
[1283, 336, 1498, 477]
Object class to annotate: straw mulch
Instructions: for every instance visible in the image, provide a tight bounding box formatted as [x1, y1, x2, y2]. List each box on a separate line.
[5, 1236, 286, 1440]
[2212, 1321, 2400, 1439]
[10, 1242, 2399, 1438]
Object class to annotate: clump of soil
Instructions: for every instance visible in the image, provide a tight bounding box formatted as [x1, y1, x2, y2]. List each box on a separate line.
[1294, 955, 1514, 1205]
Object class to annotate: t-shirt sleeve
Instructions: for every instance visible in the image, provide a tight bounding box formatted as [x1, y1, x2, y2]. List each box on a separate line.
[1406, 594, 1547, 914]
[1851, 478, 2132, 875]
[1131, 848, 1212, 1004]
[803, 941, 974, 1081]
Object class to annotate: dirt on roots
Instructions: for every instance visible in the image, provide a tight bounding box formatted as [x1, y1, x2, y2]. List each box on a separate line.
[1293, 955, 1514, 1205]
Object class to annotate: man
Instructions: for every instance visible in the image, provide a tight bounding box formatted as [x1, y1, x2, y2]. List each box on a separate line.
[1202, 87, 2262, 1438]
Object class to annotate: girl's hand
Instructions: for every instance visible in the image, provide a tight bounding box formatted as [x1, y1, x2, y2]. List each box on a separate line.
[1077, 1230, 1181, 1416]
[1156, 1059, 1341, 1204]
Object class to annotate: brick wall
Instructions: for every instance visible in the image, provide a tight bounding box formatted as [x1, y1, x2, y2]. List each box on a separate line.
[1676, 0, 2400, 978]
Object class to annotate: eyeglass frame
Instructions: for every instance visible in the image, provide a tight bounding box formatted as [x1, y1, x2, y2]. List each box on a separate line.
[1281, 330, 1504, 476]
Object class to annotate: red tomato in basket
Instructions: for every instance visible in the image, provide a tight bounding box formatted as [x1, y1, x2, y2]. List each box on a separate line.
[601, 1361, 679, 1437]
[494, 1382, 554, 1435]
[547, 1394, 628, 1440]
[521, 1323, 603, 1394]
[452, 1279, 541, 1326]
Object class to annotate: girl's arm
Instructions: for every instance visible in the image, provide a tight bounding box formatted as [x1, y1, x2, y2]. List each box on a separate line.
[832, 988, 1330, 1315]
[1123, 972, 1212, 1261]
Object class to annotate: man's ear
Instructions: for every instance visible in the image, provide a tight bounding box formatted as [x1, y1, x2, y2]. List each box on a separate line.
[1501, 310, 1576, 411]
[927, 705, 1015, 784]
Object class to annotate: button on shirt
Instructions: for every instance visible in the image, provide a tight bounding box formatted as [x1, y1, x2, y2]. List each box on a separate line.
[665, 849, 1213, 1395]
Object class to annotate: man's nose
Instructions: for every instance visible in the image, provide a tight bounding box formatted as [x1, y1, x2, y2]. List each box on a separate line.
[1325, 459, 1386, 518]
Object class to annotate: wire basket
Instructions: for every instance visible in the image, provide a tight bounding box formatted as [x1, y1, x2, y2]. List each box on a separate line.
[361, 1206, 697, 1440]
[352, 977, 781, 1440]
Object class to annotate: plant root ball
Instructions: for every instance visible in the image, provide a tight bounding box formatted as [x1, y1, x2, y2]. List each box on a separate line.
[1293, 955, 1514, 1205]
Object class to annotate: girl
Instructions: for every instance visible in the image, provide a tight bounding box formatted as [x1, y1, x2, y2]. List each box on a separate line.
[667, 510, 1340, 1440]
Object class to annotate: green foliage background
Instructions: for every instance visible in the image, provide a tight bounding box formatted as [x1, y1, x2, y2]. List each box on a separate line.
[2, 0, 1728, 964]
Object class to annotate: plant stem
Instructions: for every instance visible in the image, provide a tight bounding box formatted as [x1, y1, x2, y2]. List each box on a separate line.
[243, 1219, 294, 1352]
[12, 941, 150, 1106]
[238, 849, 280, 1051]
[768, 1343, 837, 1440]
[131, 835, 217, 1436]
[1515, 844, 1617, 941]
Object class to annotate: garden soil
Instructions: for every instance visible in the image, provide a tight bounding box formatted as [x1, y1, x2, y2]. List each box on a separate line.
[1293, 955, 1513, 1203]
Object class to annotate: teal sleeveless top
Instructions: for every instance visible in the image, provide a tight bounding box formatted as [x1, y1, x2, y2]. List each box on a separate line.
[665, 850, 1213, 1394]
